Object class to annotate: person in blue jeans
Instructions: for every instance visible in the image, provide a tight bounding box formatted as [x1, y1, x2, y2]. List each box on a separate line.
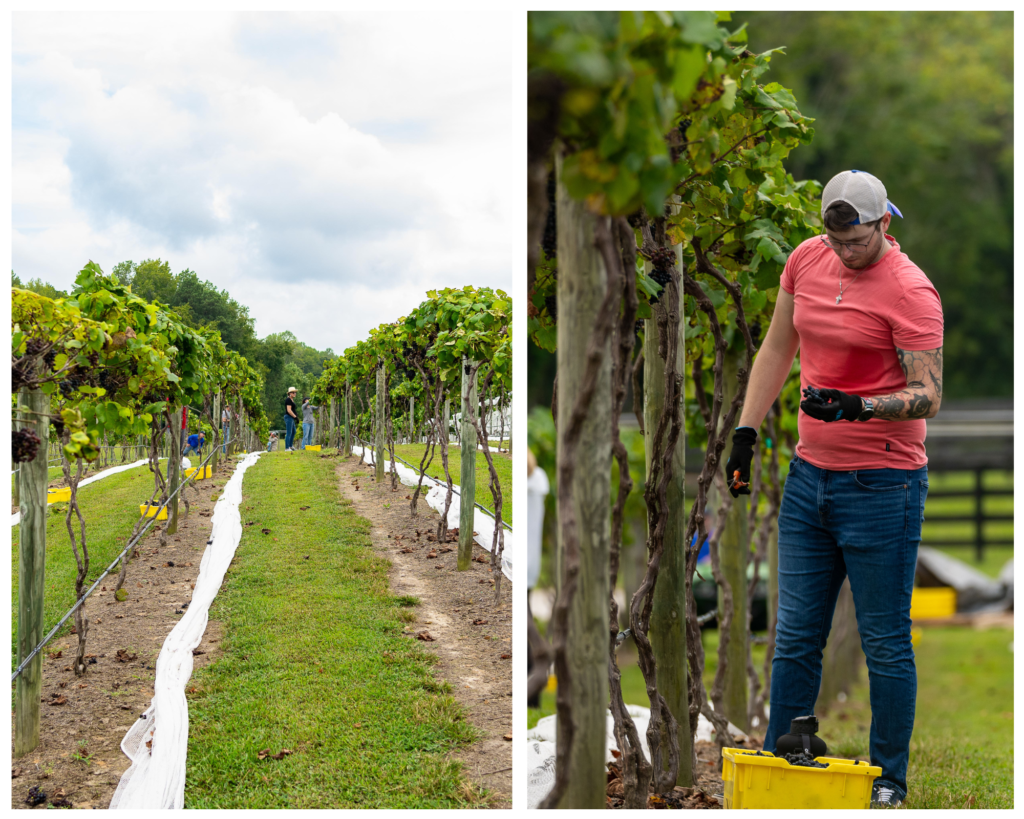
[724, 171, 943, 808]
[301, 397, 320, 449]
[284, 387, 299, 451]
[182, 431, 205, 456]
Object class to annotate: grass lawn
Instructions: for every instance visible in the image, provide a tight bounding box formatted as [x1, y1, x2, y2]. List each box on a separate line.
[389, 444, 513, 526]
[11, 462, 165, 659]
[528, 626, 1012, 809]
[184, 450, 484, 809]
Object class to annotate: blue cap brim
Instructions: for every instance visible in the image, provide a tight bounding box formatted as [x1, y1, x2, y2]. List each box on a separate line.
[887, 201, 903, 218]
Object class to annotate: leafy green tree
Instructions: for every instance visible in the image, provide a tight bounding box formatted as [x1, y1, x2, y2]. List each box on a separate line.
[130, 259, 176, 304]
[733, 10, 1012, 398]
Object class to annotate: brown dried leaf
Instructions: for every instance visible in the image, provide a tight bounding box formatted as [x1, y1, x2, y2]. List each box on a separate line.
[257, 748, 270, 760]
[115, 649, 138, 663]
[503, 733, 512, 741]
[472, 619, 488, 626]
[500, 653, 511, 660]
[48, 650, 62, 660]
[271, 749, 293, 760]
[261, 528, 271, 535]
[426, 551, 438, 559]
[416, 631, 435, 642]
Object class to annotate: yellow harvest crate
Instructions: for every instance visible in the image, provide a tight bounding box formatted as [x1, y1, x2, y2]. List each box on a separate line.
[910, 586, 957, 620]
[722, 747, 880, 810]
[139, 504, 168, 520]
[47, 487, 71, 504]
[305, 444, 321, 451]
[185, 464, 213, 480]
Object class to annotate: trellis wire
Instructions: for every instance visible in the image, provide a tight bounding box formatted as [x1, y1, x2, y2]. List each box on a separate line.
[10, 438, 237, 683]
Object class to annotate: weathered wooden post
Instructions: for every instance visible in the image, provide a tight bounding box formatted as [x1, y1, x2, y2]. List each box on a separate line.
[409, 396, 415, 445]
[15, 383, 49, 756]
[444, 398, 450, 446]
[375, 363, 386, 483]
[644, 239, 693, 786]
[552, 153, 612, 808]
[716, 352, 749, 732]
[330, 396, 338, 449]
[344, 380, 352, 456]
[457, 359, 478, 571]
[167, 405, 182, 534]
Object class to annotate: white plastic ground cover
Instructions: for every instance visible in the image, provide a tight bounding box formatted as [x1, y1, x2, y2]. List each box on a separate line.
[10, 459, 150, 528]
[109, 451, 263, 809]
[526, 704, 751, 809]
[352, 445, 511, 582]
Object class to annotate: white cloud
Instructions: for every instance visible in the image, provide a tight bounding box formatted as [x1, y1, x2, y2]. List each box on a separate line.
[12, 10, 512, 353]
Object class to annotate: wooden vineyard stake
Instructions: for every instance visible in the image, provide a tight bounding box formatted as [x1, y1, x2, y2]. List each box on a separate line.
[375, 362, 386, 483]
[15, 384, 48, 757]
[457, 357, 478, 571]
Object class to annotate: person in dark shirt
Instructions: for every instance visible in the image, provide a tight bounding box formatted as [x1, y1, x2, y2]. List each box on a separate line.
[284, 388, 299, 451]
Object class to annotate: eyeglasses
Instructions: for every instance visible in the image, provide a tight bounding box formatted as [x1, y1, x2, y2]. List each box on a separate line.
[820, 223, 880, 253]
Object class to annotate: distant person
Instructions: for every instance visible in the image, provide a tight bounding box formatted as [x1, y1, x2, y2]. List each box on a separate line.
[526, 448, 550, 708]
[266, 431, 279, 452]
[301, 397, 321, 449]
[183, 430, 205, 457]
[221, 404, 231, 453]
[724, 170, 943, 809]
[284, 388, 299, 451]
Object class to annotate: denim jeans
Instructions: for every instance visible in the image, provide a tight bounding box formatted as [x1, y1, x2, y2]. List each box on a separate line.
[302, 423, 314, 449]
[285, 417, 297, 449]
[222, 423, 229, 453]
[764, 456, 928, 801]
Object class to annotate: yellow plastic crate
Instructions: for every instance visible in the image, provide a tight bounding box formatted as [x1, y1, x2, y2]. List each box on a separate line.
[185, 464, 213, 480]
[139, 504, 168, 520]
[722, 747, 880, 809]
[305, 444, 321, 451]
[47, 487, 71, 504]
[910, 586, 956, 620]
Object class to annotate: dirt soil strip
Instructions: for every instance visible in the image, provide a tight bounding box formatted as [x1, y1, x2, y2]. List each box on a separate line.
[10, 455, 245, 810]
[336, 454, 512, 807]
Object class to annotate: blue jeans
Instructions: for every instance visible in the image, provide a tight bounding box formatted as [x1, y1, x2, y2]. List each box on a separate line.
[285, 417, 297, 449]
[764, 456, 928, 801]
[302, 423, 314, 449]
[222, 423, 229, 453]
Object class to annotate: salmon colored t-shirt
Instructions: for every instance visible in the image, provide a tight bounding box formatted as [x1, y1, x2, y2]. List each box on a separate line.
[780, 234, 943, 470]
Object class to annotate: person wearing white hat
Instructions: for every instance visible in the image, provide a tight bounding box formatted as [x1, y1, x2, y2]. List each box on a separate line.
[284, 387, 299, 451]
[723, 170, 944, 807]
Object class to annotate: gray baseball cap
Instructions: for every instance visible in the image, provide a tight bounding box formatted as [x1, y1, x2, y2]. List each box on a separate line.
[821, 170, 903, 225]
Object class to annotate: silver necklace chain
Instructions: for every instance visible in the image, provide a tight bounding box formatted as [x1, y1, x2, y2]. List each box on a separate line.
[836, 267, 864, 304]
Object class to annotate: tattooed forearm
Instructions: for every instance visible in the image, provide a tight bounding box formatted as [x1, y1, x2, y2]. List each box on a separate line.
[869, 346, 943, 421]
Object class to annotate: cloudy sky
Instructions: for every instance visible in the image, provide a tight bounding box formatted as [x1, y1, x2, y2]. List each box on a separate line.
[12, 11, 513, 353]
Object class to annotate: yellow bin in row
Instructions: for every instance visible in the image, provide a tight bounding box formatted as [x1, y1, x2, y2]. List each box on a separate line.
[722, 747, 880, 809]
[910, 586, 957, 620]
[184, 464, 213, 480]
[47, 487, 72, 504]
[305, 445, 321, 451]
[139, 504, 168, 520]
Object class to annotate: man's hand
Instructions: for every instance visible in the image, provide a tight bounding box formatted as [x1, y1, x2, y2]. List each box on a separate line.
[724, 427, 758, 498]
[800, 386, 863, 422]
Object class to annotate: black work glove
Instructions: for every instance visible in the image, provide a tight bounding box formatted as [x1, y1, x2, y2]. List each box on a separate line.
[724, 427, 758, 498]
[800, 386, 863, 422]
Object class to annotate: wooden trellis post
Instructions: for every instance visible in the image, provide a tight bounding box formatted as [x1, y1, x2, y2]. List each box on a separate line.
[375, 363, 386, 483]
[344, 380, 351, 456]
[644, 239, 692, 786]
[409, 396, 415, 445]
[15, 384, 49, 756]
[167, 405, 181, 535]
[457, 358, 478, 571]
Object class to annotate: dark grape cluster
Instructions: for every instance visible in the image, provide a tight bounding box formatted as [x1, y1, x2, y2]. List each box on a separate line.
[802, 386, 826, 405]
[52, 417, 65, 437]
[24, 338, 47, 357]
[544, 294, 557, 321]
[542, 171, 557, 260]
[12, 428, 42, 463]
[749, 321, 762, 344]
[59, 376, 82, 397]
[634, 320, 645, 338]
[11, 360, 32, 393]
[678, 117, 693, 138]
[782, 751, 828, 769]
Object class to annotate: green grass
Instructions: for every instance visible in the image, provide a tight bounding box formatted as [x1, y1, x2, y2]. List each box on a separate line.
[528, 626, 1012, 808]
[184, 450, 484, 809]
[11, 462, 174, 660]
[391, 444, 513, 525]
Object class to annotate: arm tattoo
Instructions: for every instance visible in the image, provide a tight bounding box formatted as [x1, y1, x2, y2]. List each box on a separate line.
[870, 347, 943, 421]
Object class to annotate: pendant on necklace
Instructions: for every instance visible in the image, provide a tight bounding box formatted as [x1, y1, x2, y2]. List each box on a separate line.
[836, 294, 842, 304]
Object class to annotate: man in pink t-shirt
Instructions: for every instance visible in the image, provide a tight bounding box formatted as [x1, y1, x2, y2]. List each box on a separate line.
[724, 170, 943, 807]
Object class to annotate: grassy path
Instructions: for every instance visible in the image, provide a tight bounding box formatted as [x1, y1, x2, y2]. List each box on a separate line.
[391, 444, 513, 525]
[184, 451, 481, 808]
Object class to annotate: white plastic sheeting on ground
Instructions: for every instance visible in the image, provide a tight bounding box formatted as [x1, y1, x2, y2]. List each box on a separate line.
[526, 704, 750, 809]
[109, 451, 263, 809]
[10, 459, 150, 528]
[527, 466, 549, 589]
[352, 446, 511, 582]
